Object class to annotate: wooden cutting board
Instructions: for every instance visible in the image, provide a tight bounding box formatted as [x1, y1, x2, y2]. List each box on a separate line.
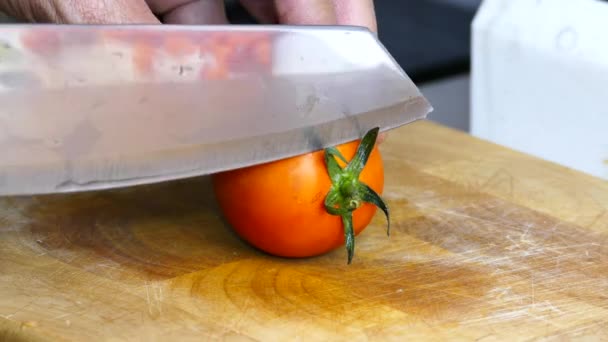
[1, 121, 607, 341]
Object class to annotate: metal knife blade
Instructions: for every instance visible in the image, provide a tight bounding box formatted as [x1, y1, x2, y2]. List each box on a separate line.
[0, 24, 432, 196]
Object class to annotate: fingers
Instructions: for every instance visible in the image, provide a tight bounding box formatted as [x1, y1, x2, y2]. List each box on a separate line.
[0, 0, 53, 22]
[271, 0, 376, 32]
[0, 0, 159, 24]
[0, 0, 376, 28]
[238, 0, 277, 24]
[146, 0, 227, 24]
[331, 0, 377, 32]
[274, 0, 337, 25]
[69, 0, 159, 23]
[0, 0, 230, 24]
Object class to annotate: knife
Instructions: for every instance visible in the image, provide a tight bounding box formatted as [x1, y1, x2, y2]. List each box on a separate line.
[0, 24, 432, 196]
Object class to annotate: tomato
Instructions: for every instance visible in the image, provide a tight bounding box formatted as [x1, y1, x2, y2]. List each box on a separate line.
[212, 128, 390, 264]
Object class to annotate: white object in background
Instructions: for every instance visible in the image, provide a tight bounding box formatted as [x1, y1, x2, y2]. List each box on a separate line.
[471, 0, 608, 179]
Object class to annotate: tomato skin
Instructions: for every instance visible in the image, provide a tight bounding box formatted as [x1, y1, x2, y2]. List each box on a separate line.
[211, 140, 384, 258]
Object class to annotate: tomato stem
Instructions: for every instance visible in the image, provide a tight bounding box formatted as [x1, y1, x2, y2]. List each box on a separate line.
[323, 127, 390, 264]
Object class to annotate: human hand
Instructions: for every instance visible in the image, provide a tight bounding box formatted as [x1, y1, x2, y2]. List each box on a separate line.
[0, 0, 376, 29]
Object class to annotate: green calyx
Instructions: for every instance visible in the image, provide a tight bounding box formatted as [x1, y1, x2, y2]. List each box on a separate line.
[323, 127, 390, 264]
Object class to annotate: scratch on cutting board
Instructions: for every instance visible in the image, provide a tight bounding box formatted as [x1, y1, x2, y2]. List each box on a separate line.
[465, 308, 530, 324]
[318, 289, 397, 312]
[545, 242, 600, 252]
[475, 334, 499, 342]
[463, 255, 512, 269]
[535, 301, 565, 315]
[421, 206, 529, 232]
[231, 295, 254, 332]
[1, 300, 36, 320]
[543, 319, 607, 340]
[531, 273, 537, 309]
[417, 201, 601, 258]
[480, 168, 515, 198]
[487, 286, 513, 301]
[382, 187, 437, 202]
[96, 262, 122, 271]
[585, 209, 608, 230]
[144, 281, 164, 317]
[52, 310, 87, 322]
[505, 233, 538, 253]
[0, 197, 34, 233]
[463, 307, 562, 328]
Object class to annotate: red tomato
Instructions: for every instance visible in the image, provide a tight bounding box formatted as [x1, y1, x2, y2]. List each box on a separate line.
[212, 128, 388, 263]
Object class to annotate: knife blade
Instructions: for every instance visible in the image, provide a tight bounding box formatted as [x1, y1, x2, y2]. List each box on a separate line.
[0, 24, 432, 196]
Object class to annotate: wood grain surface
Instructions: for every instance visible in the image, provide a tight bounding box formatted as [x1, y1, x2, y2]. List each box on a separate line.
[1, 121, 608, 341]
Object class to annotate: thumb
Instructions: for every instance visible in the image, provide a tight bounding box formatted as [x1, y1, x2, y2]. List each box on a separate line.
[0, 0, 159, 24]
